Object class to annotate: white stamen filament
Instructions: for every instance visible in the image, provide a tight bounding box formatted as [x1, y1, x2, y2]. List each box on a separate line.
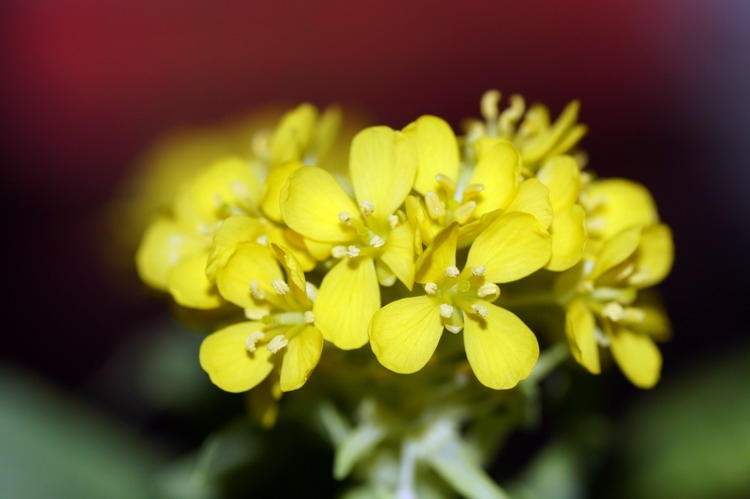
[471, 304, 489, 318]
[369, 235, 385, 248]
[440, 303, 454, 318]
[424, 282, 438, 295]
[272, 279, 290, 295]
[445, 266, 460, 278]
[338, 211, 351, 224]
[359, 200, 375, 216]
[347, 245, 361, 258]
[245, 331, 266, 352]
[304, 311, 316, 323]
[267, 335, 289, 353]
[471, 265, 486, 276]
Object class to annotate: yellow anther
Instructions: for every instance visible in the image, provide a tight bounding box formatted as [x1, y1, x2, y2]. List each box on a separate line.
[338, 211, 351, 224]
[481, 89, 501, 122]
[425, 191, 446, 219]
[267, 335, 289, 354]
[477, 283, 500, 299]
[272, 279, 290, 295]
[454, 201, 477, 224]
[331, 246, 348, 258]
[445, 266, 460, 278]
[245, 331, 266, 352]
[244, 308, 268, 320]
[471, 304, 489, 318]
[387, 214, 399, 228]
[304, 311, 316, 323]
[462, 183, 485, 200]
[435, 174, 456, 194]
[499, 94, 526, 137]
[471, 265, 486, 277]
[602, 302, 625, 321]
[369, 235, 385, 248]
[359, 200, 375, 216]
[440, 303, 454, 318]
[424, 282, 438, 295]
[249, 280, 266, 300]
[347, 245, 361, 258]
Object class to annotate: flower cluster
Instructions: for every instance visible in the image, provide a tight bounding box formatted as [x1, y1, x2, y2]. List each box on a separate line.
[137, 91, 674, 400]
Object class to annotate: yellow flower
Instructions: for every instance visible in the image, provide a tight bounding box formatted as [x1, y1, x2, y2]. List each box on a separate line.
[369, 215, 551, 389]
[280, 126, 418, 350]
[200, 243, 324, 392]
[564, 222, 674, 388]
[582, 178, 659, 242]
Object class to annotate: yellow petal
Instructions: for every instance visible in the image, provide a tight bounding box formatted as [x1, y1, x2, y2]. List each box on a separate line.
[403, 115, 460, 195]
[280, 166, 361, 243]
[310, 106, 342, 164]
[199, 322, 274, 393]
[463, 302, 539, 389]
[609, 327, 662, 389]
[585, 178, 658, 240]
[216, 243, 282, 309]
[565, 299, 600, 374]
[136, 216, 206, 291]
[506, 178, 553, 228]
[350, 126, 417, 221]
[248, 377, 282, 429]
[546, 124, 587, 158]
[304, 237, 334, 261]
[521, 100, 580, 164]
[415, 224, 458, 284]
[634, 303, 672, 341]
[591, 225, 642, 280]
[268, 225, 317, 272]
[166, 251, 223, 309]
[269, 103, 317, 165]
[466, 212, 551, 283]
[369, 296, 443, 374]
[313, 258, 380, 349]
[206, 215, 265, 281]
[536, 155, 581, 212]
[261, 161, 303, 222]
[279, 326, 324, 391]
[457, 209, 503, 247]
[380, 222, 416, 289]
[470, 139, 521, 217]
[271, 243, 309, 305]
[405, 195, 438, 248]
[547, 205, 587, 271]
[631, 224, 674, 287]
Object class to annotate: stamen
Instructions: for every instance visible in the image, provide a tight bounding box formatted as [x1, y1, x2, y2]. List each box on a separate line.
[462, 184, 485, 199]
[595, 328, 610, 347]
[425, 191, 445, 219]
[244, 308, 268, 320]
[249, 280, 266, 300]
[623, 307, 645, 323]
[271, 279, 290, 295]
[628, 269, 650, 286]
[498, 94, 526, 137]
[359, 200, 375, 216]
[602, 302, 625, 321]
[481, 89, 501, 122]
[444, 266, 460, 278]
[454, 201, 477, 224]
[338, 211, 351, 224]
[347, 245, 361, 258]
[331, 245, 348, 258]
[255, 234, 269, 246]
[435, 174, 456, 193]
[304, 311, 316, 323]
[587, 217, 606, 233]
[369, 235, 385, 248]
[267, 335, 289, 354]
[387, 214, 399, 228]
[245, 331, 266, 352]
[305, 281, 319, 302]
[471, 265, 486, 276]
[440, 303, 454, 318]
[477, 283, 500, 299]
[615, 263, 635, 281]
[424, 282, 438, 295]
[471, 304, 489, 318]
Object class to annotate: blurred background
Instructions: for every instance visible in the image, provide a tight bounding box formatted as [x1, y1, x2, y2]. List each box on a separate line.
[1, 1, 749, 497]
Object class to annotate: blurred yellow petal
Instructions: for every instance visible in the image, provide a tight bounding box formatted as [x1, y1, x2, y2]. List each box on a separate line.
[199, 322, 274, 393]
[470, 140, 520, 217]
[279, 326, 324, 392]
[261, 161, 303, 222]
[380, 222, 416, 289]
[405, 195, 438, 248]
[635, 304, 672, 341]
[310, 106, 342, 164]
[591, 225, 642, 280]
[521, 100, 580, 164]
[547, 205, 587, 271]
[248, 378, 282, 429]
[350, 126, 417, 221]
[268, 225, 317, 272]
[370, 296, 443, 374]
[506, 178, 553, 228]
[216, 243, 282, 309]
[609, 327, 662, 389]
[280, 166, 361, 243]
[565, 299, 600, 374]
[536, 155, 581, 212]
[206, 215, 265, 280]
[304, 237, 334, 261]
[585, 179, 658, 240]
[631, 224, 674, 288]
[415, 224, 458, 284]
[167, 251, 223, 309]
[463, 302, 539, 390]
[136, 216, 206, 290]
[313, 258, 380, 349]
[467, 212, 551, 283]
[546, 124, 587, 158]
[269, 103, 317, 165]
[403, 115, 460, 195]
